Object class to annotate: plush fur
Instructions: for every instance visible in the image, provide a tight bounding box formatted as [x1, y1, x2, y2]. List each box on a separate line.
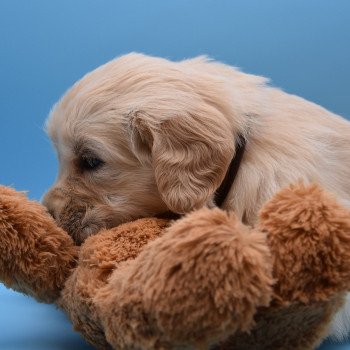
[1, 182, 350, 349]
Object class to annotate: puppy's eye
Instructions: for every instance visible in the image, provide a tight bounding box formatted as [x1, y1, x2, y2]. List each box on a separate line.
[80, 155, 104, 171]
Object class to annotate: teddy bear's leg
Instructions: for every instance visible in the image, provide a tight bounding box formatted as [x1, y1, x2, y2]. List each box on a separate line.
[96, 208, 274, 350]
[259, 183, 350, 305]
[0, 185, 78, 303]
[226, 182, 350, 350]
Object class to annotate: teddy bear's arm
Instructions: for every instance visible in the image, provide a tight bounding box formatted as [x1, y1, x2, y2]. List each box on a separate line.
[0, 186, 78, 303]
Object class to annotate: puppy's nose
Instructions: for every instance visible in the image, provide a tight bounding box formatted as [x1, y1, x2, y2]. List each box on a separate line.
[41, 188, 66, 222]
[46, 206, 56, 220]
[42, 193, 58, 220]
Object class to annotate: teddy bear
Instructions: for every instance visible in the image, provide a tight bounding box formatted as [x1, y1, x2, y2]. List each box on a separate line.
[1, 182, 350, 350]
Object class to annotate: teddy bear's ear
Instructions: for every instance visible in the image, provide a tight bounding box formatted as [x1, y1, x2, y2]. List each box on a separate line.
[128, 109, 235, 213]
[258, 183, 350, 304]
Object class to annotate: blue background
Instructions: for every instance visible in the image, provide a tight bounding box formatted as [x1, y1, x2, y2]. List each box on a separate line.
[0, 1, 349, 349]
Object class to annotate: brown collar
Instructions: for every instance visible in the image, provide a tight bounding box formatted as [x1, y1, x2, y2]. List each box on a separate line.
[214, 134, 247, 207]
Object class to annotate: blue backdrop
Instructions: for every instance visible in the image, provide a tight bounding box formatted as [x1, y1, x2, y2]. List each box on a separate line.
[0, 1, 349, 349]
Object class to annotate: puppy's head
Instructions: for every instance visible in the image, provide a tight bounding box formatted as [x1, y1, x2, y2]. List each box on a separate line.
[43, 53, 247, 244]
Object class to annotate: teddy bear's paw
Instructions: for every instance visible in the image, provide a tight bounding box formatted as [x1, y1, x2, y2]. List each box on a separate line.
[258, 182, 350, 304]
[98, 207, 273, 349]
[0, 185, 77, 303]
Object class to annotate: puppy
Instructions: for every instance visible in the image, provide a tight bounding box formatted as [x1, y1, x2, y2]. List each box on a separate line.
[43, 53, 350, 340]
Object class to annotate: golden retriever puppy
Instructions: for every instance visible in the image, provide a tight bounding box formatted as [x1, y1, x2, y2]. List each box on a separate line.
[43, 53, 350, 240]
[43, 53, 350, 339]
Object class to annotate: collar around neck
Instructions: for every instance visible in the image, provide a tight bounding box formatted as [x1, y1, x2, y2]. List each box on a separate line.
[214, 134, 247, 208]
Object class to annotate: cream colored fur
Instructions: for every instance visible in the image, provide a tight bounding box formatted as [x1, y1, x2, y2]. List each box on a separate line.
[43, 53, 350, 340]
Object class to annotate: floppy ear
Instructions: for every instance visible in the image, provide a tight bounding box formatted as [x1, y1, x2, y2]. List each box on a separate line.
[128, 109, 235, 213]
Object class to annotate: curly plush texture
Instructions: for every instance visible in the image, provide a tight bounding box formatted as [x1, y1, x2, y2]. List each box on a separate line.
[59, 218, 169, 349]
[97, 208, 273, 349]
[259, 183, 350, 305]
[0, 186, 77, 302]
[1, 183, 350, 350]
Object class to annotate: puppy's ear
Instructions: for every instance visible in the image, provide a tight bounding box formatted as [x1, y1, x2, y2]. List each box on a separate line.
[129, 110, 235, 213]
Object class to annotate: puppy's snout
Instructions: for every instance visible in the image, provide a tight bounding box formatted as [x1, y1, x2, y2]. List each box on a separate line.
[42, 186, 100, 244]
[42, 187, 66, 222]
[46, 207, 56, 220]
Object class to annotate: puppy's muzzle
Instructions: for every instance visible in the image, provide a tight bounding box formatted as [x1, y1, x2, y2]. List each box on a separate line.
[42, 187, 66, 222]
[42, 187, 103, 245]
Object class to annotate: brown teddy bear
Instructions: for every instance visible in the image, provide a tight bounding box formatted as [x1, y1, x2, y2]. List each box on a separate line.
[1, 183, 350, 350]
